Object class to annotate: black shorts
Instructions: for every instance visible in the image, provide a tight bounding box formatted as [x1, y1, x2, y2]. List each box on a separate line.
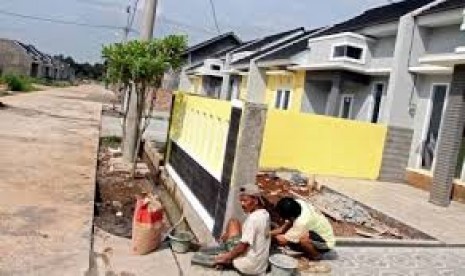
[289, 231, 331, 254]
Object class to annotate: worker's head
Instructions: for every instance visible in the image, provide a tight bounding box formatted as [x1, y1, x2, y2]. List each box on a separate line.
[276, 197, 301, 221]
[238, 184, 263, 213]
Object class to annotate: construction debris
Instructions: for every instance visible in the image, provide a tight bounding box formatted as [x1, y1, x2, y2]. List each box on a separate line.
[257, 169, 427, 240]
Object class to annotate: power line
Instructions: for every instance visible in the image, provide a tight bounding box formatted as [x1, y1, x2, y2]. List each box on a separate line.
[207, 0, 221, 34]
[158, 16, 218, 35]
[0, 9, 136, 32]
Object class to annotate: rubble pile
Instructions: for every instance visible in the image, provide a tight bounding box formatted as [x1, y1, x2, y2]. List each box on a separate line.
[257, 169, 409, 239]
[311, 191, 377, 227]
[257, 170, 316, 204]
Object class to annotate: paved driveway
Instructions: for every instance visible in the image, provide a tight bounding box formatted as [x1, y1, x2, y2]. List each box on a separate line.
[0, 85, 108, 275]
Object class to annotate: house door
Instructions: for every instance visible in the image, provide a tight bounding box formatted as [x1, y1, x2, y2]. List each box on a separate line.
[421, 84, 448, 170]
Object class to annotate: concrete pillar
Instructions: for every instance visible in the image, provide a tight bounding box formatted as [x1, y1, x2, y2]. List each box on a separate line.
[382, 15, 417, 128]
[246, 61, 267, 103]
[220, 54, 232, 100]
[377, 15, 423, 182]
[220, 102, 268, 232]
[325, 73, 342, 116]
[430, 65, 465, 206]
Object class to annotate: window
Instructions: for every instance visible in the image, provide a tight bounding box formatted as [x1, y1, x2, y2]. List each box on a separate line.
[332, 45, 364, 61]
[211, 64, 221, 71]
[371, 83, 384, 123]
[275, 89, 291, 110]
[339, 94, 354, 119]
[421, 84, 448, 170]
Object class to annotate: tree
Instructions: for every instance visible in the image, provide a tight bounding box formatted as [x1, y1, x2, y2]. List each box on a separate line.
[102, 35, 186, 168]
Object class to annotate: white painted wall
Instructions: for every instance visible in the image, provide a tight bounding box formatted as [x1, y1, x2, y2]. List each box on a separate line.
[425, 24, 465, 54]
[370, 36, 396, 69]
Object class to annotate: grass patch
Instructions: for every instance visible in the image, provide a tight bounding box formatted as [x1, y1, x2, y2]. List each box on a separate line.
[2, 74, 33, 92]
[101, 136, 122, 148]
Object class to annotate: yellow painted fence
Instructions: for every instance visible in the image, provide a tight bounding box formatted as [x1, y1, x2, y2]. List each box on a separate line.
[169, 93, 232, 179]
[260, 110, 387, 180]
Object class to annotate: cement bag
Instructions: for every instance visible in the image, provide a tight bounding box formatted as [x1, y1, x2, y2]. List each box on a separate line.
[132, 194, 164, 255]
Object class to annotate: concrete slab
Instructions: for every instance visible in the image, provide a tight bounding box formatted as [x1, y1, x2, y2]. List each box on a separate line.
[89, 228, 181, 276]
[319, 176, 465, 245]
[0, 85, 108, 275]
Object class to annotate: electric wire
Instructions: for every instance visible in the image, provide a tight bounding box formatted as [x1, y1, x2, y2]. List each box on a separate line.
[207, 0, 221, 34]
[0, 9, 136, 32]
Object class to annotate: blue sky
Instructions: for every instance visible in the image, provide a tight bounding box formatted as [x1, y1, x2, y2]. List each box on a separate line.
[0, 0, 390, 63]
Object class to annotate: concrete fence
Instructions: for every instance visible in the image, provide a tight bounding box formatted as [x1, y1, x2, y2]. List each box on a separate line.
[165, 92, 267, 239]
[165, 92, 387, 241]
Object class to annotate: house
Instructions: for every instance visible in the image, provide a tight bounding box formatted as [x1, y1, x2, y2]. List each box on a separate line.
[0, 39, 41, 77]
[222, 27, 309, 101]
[0, 38, 74, 80]
[174, 0, 465, 207]
[398, 0, 465, 206]
[178, 32, 242, 97]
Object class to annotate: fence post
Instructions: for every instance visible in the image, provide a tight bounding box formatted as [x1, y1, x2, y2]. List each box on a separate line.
[219, 101, 268, 234]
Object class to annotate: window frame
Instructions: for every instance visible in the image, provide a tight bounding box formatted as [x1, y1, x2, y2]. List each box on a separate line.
[330, 42, 366, 64]
[370, 82, 386, 123]
[416, 83, 450, 170]
[338, 94, 354, 119]
[274, 88, 292, 110]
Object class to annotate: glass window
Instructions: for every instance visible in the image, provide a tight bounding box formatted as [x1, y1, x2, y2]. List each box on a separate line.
[371, 83, 384, 123]
[275, 89, 291, 110]
[421, 85, 448, 170]
[346, 46, 363, 60]
[332, 45, 364, 61]
[275, 90, 283, 108]
[339, 95, 353, 119]
[333, 46, 346, 58]
[283, 90, 291, 110]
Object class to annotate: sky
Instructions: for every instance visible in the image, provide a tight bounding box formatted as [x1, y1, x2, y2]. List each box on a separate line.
[0, 0, 391, 63]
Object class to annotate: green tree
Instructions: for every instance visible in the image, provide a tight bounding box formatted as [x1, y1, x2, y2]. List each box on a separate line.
[102, 35, 186, 168]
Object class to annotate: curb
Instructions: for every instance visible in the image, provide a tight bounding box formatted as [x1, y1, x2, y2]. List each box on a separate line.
[336, 237, 447, 247]
[337, 237, 465, 248]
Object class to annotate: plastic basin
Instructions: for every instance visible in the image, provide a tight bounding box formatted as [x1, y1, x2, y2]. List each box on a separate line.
[168, 231, 193, 253]
[269, 254, 298, 276]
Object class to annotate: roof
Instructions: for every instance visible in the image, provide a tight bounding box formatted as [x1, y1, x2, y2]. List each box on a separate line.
[184, 32, 241, 55]
[230, 27, 305, 54]
[212, 44, 246, 58]
[229, 27, 307, 66]
[420, 0, 465, 15]
[320, 0, 436, 35]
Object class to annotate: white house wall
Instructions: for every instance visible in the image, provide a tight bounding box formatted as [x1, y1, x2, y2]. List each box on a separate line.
[301, 80, 331, 114]
[370, 36, 396, 69]
[178, 69, 193, 91]
[425, 24, 465, 54]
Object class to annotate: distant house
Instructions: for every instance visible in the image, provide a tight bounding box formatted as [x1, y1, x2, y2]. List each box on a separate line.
[0, 38, 74, 80]
[177, 32, 242, 97]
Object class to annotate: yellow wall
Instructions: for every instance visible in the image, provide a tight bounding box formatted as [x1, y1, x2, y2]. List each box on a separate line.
[188, 76, 202, 94]
[239, 75, 248, 100]
[265, 70, 305, 113]
[260, 110, 387, 179]
[169, 93, 232, 177]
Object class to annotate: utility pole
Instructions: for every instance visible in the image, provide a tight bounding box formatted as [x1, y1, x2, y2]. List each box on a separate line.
[141, 0, 157, 40]
[123, 0, 158, 163]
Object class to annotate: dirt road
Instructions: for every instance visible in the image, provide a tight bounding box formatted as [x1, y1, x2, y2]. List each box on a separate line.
[0, 85, 112, 275]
